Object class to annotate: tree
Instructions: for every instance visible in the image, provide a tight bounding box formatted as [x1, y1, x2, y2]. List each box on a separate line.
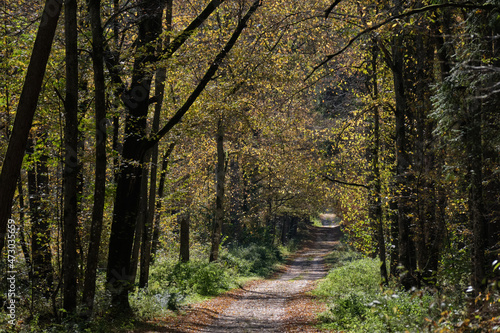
[28, 134, 54, 299]
[432, 5, 500, 293]
[106, 0, 261, 310]
[62, 0, 79, 313]
[0, 0, 63, 254]
[209, 117, 226, 262]
[82, 0, 108, 314]
[139, 1, 173, 287]
[367, 38, 388, 285]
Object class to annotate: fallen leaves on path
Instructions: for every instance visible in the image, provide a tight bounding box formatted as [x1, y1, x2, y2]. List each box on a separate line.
[133, 226, 339, 333]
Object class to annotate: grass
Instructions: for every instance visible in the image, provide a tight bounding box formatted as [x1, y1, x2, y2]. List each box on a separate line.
[313, 239, 500, 332]
[314, 244, 435, 333]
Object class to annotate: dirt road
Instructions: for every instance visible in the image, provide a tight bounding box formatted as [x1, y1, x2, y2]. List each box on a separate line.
[138, 226, 340, 332]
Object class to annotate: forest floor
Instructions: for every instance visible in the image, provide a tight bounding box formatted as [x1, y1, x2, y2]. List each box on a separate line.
[133, 226, 341, 332]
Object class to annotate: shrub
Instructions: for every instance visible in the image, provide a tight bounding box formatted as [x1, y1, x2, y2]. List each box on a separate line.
[221, 244, 282, 277]
[130, 288, 185, 319]
[315, 256, 434, 332]
[192, 262, 233, 295]
[315, 258, 381, 299]
[148, 259, 236, 297]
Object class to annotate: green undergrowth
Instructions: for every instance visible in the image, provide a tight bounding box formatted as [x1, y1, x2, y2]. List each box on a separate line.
[314, 258, 434, 332]
[0, 242, 292, 333]
[129, 242, 287, 320]
[314, 241, 500, 332]
[313, 243, 447, 332]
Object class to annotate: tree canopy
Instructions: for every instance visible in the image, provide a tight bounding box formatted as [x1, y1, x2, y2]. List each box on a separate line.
[0, 0, 498, 330]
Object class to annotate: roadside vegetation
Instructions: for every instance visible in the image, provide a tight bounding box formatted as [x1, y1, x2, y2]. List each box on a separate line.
[314, 238, 500, 332]
[0, 232, 302, 332]
[130, 243, 286, 319]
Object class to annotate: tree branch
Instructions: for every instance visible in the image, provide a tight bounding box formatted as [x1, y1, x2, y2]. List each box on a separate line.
[323, 175, 369, 189]
[307, 2, 497, 80]
[325, 0, 342, 19]
[144, 0, 262, 151]
[160, 0, 226, 59]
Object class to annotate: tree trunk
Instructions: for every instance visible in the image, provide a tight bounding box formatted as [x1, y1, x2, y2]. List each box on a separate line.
[62, 0, 78, 313]
[368, 39, 388, 285]
[467, 97, 487, 293]
[139, 0, 172, 288]
[0, 0, 62, 254]
[281, 215, 289, 245]
[83, 0, 108, 314]
[289, 216, 299, 240]
[151, 143, 176, 260]
[179, 212, 190, 263]
[228, 155, 243, 244]
[130, 156, 150, 286]
[414, 31, 441, 286]
[392, 31, 417, 289]
[210, 118, 226, 262]
[388, 188, 399, 278]
[17, 178, 31, 269]
[106, 0, 165, 311]
[138, 113, 158, 288]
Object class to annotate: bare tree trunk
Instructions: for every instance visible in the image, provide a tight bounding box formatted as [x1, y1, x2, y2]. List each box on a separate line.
[281, 215, 289, 245]
[368, 39, 388, 285]
[228, 154, 242, 243]
[17, 178, 31, 269]
[151, 143, 176, 259]
[83, 0, 108, 314]
[0, 0, 62, 254]
[130, 158, 150, 286]
[414, 31, 442, 286]
[62, 0, 79, 313]
[139, 0, 172, 288]
[210, 118, 226, 262]
[139, 108, 158, 288]
[179, 212, 190, 263]
[467, 97, 487, 293]
[388, 187, 399, 278]
[393, 31, 417, 289]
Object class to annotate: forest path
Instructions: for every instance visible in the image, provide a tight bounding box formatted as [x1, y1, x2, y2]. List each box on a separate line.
[137, 226, 340, 332]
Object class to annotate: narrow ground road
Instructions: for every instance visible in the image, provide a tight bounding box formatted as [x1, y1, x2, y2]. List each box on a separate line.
[138, 226, 340, 332]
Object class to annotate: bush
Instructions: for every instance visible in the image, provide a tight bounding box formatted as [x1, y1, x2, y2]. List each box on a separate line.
[192, 262, 233, 295]
[130, 288, 185, 319]
[326, 293, 367, 328]
[148, 260, 236, 297]
[131, 243, 286, 320]
[315, 256, 434, 332]
[221, 244, 282, 277]
[315, 258, 381, 298]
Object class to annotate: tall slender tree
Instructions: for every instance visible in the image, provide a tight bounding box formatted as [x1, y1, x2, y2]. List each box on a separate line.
[83, 0, 108, 314]
[62, 0, 79, 313]
[210, 117, 226, 262]
[0, 0, 62, 254]
[139, 0, 173, 289]
[28, 134, 53, 298]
